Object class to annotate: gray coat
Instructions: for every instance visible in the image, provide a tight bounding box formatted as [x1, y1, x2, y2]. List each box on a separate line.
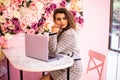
[49, 28, 83, 80]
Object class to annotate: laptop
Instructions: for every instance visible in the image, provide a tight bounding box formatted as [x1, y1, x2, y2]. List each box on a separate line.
[25, 34, 62, 61]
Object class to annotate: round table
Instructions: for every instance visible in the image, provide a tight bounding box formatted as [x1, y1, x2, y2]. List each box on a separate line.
[3, 47, 73, 80]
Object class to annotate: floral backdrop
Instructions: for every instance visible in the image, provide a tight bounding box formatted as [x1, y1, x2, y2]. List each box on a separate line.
[0, 0, 83, 48]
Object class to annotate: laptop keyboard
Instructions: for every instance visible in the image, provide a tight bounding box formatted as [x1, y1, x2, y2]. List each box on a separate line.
[48, 55, 56, 59]
[48, 54, 63, 60]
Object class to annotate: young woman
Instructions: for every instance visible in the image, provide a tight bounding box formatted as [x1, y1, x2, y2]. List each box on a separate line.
[40, 7, 83, 80]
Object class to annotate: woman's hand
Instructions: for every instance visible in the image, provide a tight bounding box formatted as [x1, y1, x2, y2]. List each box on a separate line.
[51, 24, 60, 33]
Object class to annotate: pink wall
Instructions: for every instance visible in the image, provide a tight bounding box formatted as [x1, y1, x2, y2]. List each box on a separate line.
[3, 0, 110, 80]
[80, 0, 110, 80]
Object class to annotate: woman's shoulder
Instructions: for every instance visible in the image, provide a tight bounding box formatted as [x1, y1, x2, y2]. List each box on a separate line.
[64, 28, 76, 35]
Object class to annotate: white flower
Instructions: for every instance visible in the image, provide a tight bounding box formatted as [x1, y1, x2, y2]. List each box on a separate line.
[0, 16, 6, 23]
[3, 0, 10, 6]
[0, 0, 10, 6]
[36, 2, 44, 11]
[13, 10, 21, 18]
[4, 33, 12, 40]
[36, 2, 45, 14]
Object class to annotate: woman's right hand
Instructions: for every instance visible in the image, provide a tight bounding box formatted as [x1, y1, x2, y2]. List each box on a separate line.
[51, 24, 60, 33]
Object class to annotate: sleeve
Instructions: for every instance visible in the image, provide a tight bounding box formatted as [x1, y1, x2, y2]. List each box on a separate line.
[49, 31, 74, 54]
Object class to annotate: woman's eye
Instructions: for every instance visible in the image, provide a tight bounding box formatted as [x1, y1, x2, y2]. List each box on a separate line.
[56, 18, 61, 21]
[56, 17, 67, 21]
[63, 17, 67, 20]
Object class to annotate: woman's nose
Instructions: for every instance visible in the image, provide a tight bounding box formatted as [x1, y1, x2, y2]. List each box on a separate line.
[60, 19, 64, 23]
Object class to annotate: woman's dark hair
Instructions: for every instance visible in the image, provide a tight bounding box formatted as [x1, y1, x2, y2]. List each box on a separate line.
[53, 7, 76, 31]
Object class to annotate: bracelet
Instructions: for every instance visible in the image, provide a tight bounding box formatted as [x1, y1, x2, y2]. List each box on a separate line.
[49, 33, 57, 36]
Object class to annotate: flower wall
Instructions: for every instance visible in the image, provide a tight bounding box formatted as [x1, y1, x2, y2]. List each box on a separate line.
[0, 0, 83, 48]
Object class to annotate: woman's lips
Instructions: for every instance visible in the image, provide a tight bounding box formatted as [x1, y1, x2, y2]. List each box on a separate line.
[60, 24, 64, 27]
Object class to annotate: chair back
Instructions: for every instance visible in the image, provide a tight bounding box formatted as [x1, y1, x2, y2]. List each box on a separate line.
[87, 50, 106, 80]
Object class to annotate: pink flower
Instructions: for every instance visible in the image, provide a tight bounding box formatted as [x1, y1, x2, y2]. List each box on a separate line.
[0, 36, 8, 48]
[27, 29, 35, 34]
[17, 0, 22, 4]
[2, 41, 8, 49]
[0, 3, 5, 12]
[0, 36, 5, 44]
[75, 17, 84, 24]
[10, 0, 20, 5]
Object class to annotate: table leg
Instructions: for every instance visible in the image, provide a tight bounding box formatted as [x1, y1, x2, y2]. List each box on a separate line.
[42, 72, 45, 76]
[7, 59, 10, 80]
[67, 67, 70, 80]
[20, 70, 23, 80]
[7, 59, 23, 80]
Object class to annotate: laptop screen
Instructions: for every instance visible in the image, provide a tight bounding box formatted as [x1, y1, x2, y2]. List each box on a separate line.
[25, 34, 49, 61]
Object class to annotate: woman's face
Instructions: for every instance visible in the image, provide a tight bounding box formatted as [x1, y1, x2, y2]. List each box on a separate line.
[54, 13, 68, 29]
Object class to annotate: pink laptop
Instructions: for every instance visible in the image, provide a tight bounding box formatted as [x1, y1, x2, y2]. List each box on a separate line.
[25, 34, 62, 61]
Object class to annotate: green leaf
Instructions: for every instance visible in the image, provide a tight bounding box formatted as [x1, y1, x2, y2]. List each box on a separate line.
[26, 0, 33, 8]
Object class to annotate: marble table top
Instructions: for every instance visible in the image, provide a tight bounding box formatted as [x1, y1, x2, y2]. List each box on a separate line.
[2, 37, 73, 72]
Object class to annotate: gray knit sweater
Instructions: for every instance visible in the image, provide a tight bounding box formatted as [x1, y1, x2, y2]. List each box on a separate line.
[49, 28, 83, 80]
